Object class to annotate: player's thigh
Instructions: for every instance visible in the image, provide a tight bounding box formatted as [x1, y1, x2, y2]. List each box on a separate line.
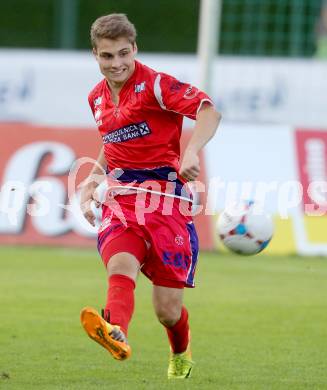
[100, 226, 147, 281]
[152, 285, 184, 324]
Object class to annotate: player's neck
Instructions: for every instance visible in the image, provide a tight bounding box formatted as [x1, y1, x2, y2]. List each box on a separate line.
[105, 61, 136, 103]
[106, 80, 123, 105]
[107, 80, 124, 94]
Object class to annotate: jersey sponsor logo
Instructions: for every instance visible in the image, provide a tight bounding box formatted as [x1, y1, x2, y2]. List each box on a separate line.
[183, 86, 199, 99]
[94, 96, 102, 106]
[102, 121, 152, 144]
[134, 81, 146, 93]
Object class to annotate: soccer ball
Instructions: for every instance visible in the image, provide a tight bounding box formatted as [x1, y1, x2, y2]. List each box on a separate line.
[217, 200, 274, 255]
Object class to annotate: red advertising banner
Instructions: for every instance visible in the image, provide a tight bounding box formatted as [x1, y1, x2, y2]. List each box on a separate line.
[0, 123, 214, 249]
[295, 129, 327, 215]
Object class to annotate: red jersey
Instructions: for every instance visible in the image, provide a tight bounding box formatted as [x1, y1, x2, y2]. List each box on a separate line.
[88, 60, 212, 172]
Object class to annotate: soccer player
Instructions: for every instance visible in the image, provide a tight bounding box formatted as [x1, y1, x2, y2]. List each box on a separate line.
[80, 13, 221, 379]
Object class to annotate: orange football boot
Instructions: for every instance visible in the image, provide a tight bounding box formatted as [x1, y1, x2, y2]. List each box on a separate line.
[80, 307, 131, 361]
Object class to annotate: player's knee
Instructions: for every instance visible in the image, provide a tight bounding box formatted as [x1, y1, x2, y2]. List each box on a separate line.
[155, 306, 181, 327]
[107, 252, 139, 280]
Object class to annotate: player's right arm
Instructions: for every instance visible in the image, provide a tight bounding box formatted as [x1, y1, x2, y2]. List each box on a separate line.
[152, 72, 220, 181]
[80, 146, 107, 226]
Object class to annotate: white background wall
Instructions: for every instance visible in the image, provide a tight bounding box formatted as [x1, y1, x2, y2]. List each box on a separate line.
[1, 50, 326, 127]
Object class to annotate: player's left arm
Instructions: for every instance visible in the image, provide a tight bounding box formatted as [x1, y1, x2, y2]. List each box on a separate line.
[179, 103, 221, 181]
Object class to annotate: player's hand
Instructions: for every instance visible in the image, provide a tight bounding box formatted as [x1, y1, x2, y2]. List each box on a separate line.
[179, 149, 200, 181]
[80, 180, 101, 227]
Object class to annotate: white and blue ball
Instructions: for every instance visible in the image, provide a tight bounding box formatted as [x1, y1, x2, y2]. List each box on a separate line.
[217, 200, 274, 255]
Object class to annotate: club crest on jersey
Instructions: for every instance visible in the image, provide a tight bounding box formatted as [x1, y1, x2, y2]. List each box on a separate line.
[94, 96, 102, 106]
[183, 86, 199, 99]
[134, 81, 146, 93]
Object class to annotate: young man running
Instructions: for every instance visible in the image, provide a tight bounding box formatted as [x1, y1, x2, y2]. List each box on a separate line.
[80, 13, 221, 379]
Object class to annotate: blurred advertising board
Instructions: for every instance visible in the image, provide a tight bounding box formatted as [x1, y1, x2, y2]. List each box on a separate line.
[292, 130, 327, 255]
[0, 123, 213, 250]
[205, 124, 327, 256]
[0, 50, 326, 128]
[1, 123, 327, 255]
[295, 130, 327, 215]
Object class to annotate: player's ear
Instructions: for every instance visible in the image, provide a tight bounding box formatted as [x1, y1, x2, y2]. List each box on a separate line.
[92, 47, 98, 57]
[133, 42, 138, 55]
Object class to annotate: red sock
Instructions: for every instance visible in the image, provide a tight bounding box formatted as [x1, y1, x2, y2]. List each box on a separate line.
[104, 274, 135, 336]
[165, 306, 190, 353]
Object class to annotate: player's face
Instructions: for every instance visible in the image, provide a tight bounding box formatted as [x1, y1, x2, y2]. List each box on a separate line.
[93, 37, 137, 87]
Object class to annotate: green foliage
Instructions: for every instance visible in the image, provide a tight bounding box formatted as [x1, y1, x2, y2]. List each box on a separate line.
[0, 0, 200, 52]
[0, 0, 55, 48]
[220, 0, 322, 57]
[1, 247, 327, 389]
[0, 0, 323, 56]
[77, 0, 200, 52]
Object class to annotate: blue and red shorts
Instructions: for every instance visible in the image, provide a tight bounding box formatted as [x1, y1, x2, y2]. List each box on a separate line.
[97, 192, 199, 289]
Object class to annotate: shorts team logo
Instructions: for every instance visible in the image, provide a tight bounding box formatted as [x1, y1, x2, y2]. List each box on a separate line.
[175, 235, 184, 246]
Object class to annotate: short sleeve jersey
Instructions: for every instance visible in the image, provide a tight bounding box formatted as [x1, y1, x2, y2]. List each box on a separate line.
[88, 60, 213, 172]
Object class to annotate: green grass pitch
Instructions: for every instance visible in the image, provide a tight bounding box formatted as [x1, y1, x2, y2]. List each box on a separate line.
[1, 246, 327, 389]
